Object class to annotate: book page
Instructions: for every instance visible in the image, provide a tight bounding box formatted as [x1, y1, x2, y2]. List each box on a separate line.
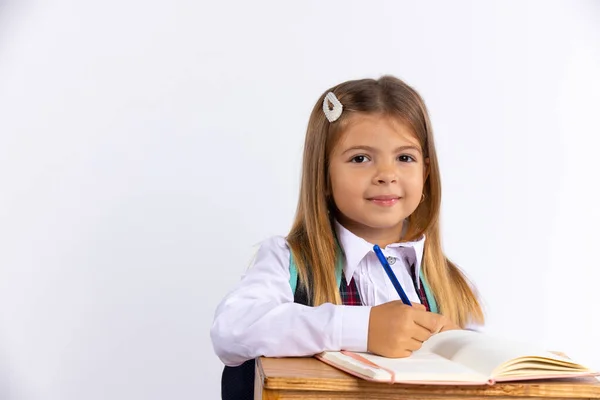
[319, 349, 488, 383]
[421, 330, 588, 378]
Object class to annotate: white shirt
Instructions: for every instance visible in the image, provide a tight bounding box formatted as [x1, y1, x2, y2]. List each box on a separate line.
[210, 221, 426, 367]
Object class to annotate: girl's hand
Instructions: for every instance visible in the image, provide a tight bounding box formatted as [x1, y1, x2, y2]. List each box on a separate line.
[367, 301, 457, 358]
[438, 318, 461, 332]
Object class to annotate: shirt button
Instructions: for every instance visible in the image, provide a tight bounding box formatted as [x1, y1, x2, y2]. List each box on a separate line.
[386, 256, 396, 265]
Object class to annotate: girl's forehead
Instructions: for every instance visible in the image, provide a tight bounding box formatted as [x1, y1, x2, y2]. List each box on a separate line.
[337, 113, 421, 148]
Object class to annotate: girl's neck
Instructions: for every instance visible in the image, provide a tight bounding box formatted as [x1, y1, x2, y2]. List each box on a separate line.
[336, 216, 405, 248]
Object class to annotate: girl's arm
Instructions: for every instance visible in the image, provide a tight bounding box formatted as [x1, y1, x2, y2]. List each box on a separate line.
[210, 236, 371, 366]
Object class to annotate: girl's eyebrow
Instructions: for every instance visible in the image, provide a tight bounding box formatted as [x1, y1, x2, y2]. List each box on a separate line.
[341, 145, 422, 155]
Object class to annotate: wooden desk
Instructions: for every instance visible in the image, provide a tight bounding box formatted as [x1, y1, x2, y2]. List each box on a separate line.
[255, 357, 600, 399]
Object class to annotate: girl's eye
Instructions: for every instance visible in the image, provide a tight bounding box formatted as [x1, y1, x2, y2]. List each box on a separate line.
[350, 155, 370, 163]
[398, 155, 416, 163]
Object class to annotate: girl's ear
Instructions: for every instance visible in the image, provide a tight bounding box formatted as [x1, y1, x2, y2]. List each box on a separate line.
[423, 157, 430, 180]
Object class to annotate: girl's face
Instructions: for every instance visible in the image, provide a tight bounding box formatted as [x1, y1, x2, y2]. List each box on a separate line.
[328, 113, 428, 244]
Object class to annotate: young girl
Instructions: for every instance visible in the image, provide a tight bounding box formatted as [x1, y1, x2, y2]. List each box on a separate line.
[211, 75, 485, 400]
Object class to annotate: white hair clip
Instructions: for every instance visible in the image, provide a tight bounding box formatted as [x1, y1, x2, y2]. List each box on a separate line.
[322, 92, 343, 122]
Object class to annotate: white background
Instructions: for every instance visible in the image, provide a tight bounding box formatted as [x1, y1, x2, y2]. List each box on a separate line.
[0, 1, 599, 399]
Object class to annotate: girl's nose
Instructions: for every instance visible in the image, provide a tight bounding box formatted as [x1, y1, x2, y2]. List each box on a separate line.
[373, 165, 398, 184]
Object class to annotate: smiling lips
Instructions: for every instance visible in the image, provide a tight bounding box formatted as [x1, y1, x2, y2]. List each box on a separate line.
[367, 195, 401, 207]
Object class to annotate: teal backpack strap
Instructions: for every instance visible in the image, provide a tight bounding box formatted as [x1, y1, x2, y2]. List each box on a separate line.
[334, 250, 343, 287]
[289, 252, 298, 294]
[419, 268, 439, 314]
[334, 239, 344, 287]
[289, 245, 344, 293]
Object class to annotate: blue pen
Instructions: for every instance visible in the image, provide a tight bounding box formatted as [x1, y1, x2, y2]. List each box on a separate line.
[373, 244, 412, 306]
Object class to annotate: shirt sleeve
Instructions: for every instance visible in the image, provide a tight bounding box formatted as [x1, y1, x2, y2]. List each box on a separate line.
[464, 322, 485, 332]
[210, 236, 371, 366]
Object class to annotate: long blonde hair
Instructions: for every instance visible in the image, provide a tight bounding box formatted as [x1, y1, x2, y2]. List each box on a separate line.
[287, 76, 484, 327]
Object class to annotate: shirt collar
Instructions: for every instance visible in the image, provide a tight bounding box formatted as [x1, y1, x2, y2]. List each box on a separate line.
[334, 219, 426, 286]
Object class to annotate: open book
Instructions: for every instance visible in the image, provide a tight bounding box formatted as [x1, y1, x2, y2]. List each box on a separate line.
[316, 330, 599, 385]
